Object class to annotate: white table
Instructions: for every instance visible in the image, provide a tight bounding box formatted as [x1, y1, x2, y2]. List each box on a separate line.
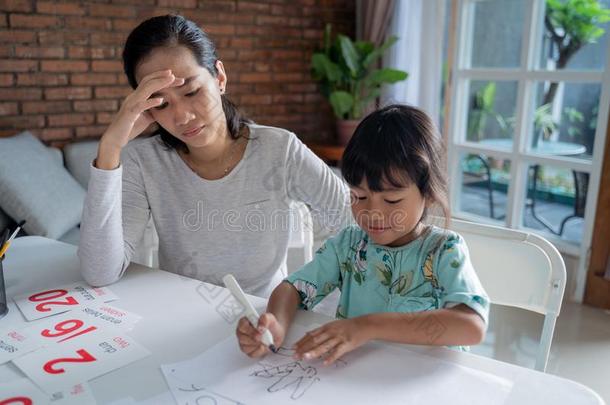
[0, 237, 604, 404]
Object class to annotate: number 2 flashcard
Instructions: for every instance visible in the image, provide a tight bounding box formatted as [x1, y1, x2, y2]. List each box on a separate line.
[13, 331, 150, 395]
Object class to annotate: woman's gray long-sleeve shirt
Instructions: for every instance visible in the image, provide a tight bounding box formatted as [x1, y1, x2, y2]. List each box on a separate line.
[77, 124, 350, 297]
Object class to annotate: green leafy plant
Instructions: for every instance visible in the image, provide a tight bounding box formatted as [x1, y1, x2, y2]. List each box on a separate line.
[543, 0, 610, 105]
[311, 24, 408, 120]
[467, 82, 508, 141]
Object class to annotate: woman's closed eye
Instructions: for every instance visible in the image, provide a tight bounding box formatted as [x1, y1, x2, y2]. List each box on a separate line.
[185, 88, 200, 97]
[154, 101, 168, 110]
[384, 198, 403, 204]
[153, 88, 200, 110]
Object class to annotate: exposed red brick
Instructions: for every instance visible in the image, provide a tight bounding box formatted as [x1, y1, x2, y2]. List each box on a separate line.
[0, 102, 18, 116]
[89, 4, 136, 18]
[48, 113, 95, 127]
[45, 87, 92, 100]
[71, 73, 118, 86]
[91, 60, 122, 72]
[0, 88, 42, 100]
[2, 115, 45, 128]
[15, 46, 65, 59]
[0, 30, 37, 43]
[9, 14, 60, 29]
[41, 60, 88, 72]
[74, 100, 119, 112]
[95, 86, 130, 99]
[0, 73, 13, 86]
[0, 59, 37, 72]
[0, 0, 32, 12]
[37, 2, 85, 15]
[17, 73, 69, 86]
[22, 101, 71, 114]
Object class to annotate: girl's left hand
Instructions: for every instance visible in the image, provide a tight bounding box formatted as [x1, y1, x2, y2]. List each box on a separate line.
[292, 318, 371, 366]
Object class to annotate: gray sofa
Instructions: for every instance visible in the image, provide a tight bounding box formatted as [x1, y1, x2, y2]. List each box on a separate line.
[0, 132, 158, 266]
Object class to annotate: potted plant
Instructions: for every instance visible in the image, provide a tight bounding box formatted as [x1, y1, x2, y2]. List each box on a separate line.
[311, 24, 408, 145]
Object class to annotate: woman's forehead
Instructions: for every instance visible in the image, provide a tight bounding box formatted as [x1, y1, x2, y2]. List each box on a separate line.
[135, 46, 204, 83]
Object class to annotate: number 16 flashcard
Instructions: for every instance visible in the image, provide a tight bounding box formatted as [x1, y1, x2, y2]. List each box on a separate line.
[13, 331, 149, 394]
[13, 282, 118, 321]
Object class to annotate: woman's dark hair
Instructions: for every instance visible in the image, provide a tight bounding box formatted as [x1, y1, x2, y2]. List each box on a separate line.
[122, 15, 249, 152]
[341, 104, 450, 223]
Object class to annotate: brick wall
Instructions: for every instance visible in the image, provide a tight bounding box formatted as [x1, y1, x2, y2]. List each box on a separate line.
[0, 0, 355, 146]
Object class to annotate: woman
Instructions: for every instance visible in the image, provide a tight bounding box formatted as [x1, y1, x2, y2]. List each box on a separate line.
[78, 15, 349, 297]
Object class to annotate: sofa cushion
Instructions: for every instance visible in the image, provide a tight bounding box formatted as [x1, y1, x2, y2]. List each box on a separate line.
[0, 132, 86, 239]
[63, 140, 99, 189]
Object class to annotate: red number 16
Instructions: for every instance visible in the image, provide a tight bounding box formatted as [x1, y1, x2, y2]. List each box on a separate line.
[41, 320, 97, 343]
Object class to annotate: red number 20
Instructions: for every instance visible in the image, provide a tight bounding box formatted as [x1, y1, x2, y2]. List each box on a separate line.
[28, 289, 78, 312]
[43, 349, 97, 374]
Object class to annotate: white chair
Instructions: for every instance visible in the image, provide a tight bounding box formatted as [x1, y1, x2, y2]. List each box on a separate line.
[446, 217, 566, 372]
[287, 201, 314, 269]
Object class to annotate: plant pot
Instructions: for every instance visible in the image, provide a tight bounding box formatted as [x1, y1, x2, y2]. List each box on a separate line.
[336, 119, 360, 146]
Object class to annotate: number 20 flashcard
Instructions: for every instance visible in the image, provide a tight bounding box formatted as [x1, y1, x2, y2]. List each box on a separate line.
[13, 282, 118, 321]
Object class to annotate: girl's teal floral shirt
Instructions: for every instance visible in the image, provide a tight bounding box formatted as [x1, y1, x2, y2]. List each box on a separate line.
[284, 224, 489, 327]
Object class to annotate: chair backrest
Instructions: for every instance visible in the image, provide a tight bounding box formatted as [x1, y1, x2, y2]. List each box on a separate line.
[443, 217, 567, 371]
[288, 202, 314, 268]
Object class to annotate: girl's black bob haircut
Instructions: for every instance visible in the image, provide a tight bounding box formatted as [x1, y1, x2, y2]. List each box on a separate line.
[341, 104, 449, 218]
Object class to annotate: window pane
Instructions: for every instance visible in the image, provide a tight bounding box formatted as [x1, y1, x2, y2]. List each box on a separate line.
[459, 154, 511, 222]
[529, 82, 600, 160]
[538, 0, 610, 71]
[469, 0, 526, 68]
[522, 164, 586, 244]
[466, 81, 517, 146]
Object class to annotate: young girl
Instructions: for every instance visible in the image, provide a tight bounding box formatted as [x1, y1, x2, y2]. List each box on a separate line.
[236, 104, 489, 364]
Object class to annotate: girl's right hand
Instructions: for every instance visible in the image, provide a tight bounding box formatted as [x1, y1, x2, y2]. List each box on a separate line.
[96, 70, 184, 169]
[236, 313, 285, 358]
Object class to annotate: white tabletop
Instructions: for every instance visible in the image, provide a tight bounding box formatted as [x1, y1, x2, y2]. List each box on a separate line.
[0, 237, 604, 404]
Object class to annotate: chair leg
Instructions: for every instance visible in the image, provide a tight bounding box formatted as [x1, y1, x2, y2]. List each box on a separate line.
[535, 313, 558, 372]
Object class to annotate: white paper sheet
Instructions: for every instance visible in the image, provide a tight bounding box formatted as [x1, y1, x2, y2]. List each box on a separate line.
[162, 324, 513, 405]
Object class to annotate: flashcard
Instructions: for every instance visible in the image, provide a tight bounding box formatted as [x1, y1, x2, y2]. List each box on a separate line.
[13, 331, 150, 394]
[78, 304, 142, 332]
[49, 382, 96, 404]
[0, 378, 49, 404]
[0, 327, 41, 365]
[23, 311, 121, 347]
[13, 283, 118, 321]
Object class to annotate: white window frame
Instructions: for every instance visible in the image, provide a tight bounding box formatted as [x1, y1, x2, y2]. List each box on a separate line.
[446, 0, 610, 301]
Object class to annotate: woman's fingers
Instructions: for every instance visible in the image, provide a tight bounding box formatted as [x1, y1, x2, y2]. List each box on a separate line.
[136, 97, 164, 113]
[136, 74, 184, 102]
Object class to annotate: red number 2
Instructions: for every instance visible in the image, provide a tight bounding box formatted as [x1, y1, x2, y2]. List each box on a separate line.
[28, 289, 78, 312]
[0, 398, 33, 405]
[43, 349, 97, 374]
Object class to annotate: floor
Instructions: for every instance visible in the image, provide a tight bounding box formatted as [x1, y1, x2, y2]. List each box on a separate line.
[472, 302, 610, 403]
[461, 185, 583, 244]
